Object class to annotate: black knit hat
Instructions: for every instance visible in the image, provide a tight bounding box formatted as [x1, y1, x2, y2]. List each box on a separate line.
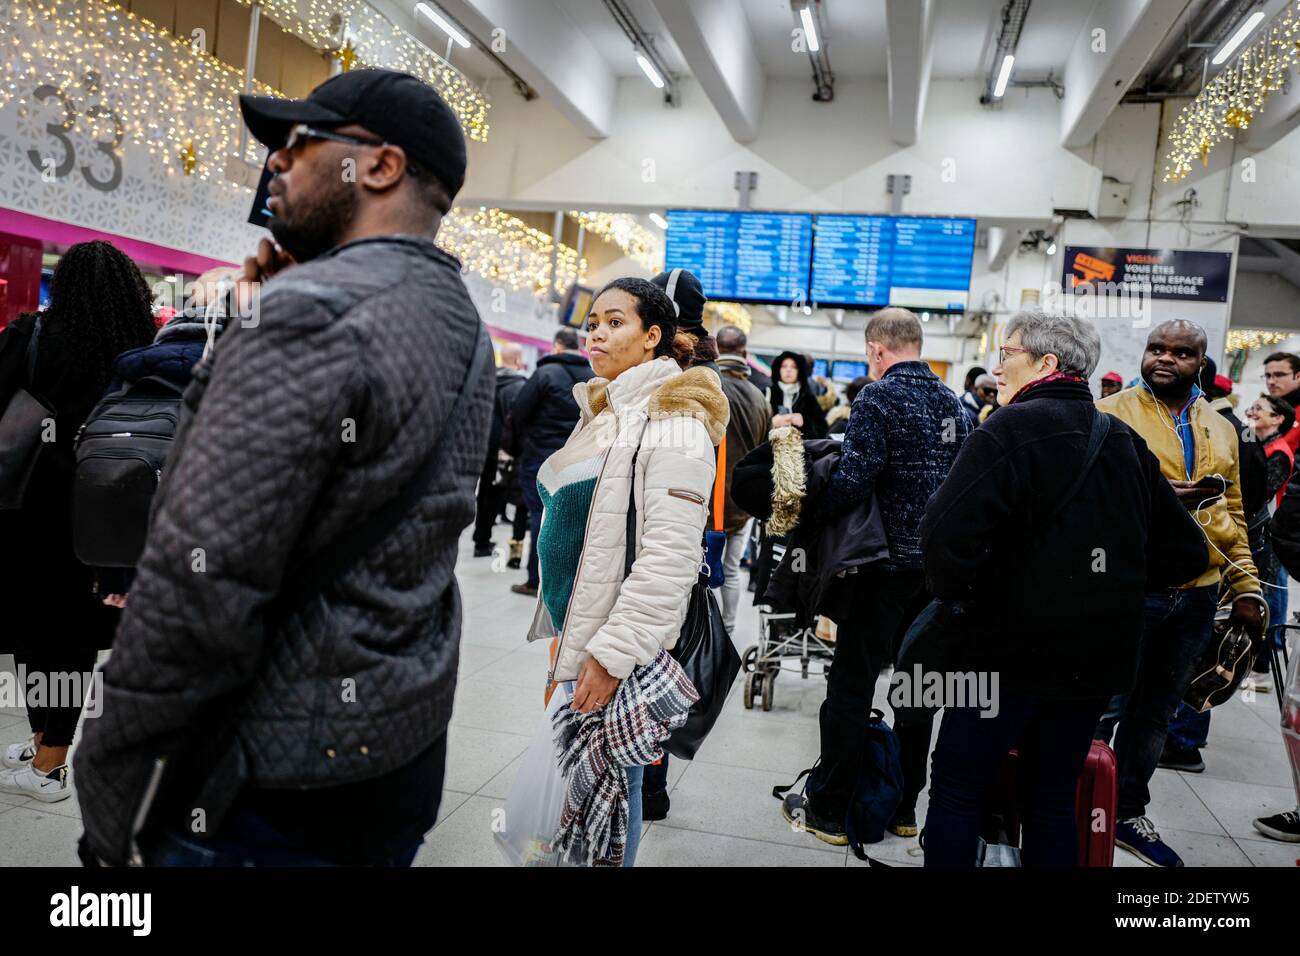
[650, 269, 707, 333]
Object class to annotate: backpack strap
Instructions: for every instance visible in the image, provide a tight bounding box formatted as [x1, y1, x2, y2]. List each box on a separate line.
[275, 324, 489, 615]
[1047, 410, 1111, 523]
[771, 765, 815, 800]
[24, 317, 42, 391]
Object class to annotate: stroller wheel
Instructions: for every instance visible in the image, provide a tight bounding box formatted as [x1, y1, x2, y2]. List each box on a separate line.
[742, 671, 756, 709]
[742, 645, 758, 673]
[761, 672, 774, 711]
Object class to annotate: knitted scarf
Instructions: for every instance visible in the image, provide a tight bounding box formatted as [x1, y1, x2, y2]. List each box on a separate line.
[552, 650, 699, 866]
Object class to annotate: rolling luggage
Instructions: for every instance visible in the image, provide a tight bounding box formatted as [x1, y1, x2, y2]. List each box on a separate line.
[988, 739, 1118, 867]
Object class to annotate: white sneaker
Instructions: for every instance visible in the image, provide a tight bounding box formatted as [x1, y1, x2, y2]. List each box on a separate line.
[0, 764, 72, 803]
[0, 737, 36, 769]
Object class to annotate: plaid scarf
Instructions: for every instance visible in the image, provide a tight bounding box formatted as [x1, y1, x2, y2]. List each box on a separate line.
[552, 650, 699, 866]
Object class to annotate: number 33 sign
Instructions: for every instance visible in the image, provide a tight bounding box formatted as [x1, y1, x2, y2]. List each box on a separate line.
[24, 71, 125, 192]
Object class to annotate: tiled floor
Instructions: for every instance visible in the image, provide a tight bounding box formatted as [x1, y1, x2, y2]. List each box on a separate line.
[2, 527, 1297, 867]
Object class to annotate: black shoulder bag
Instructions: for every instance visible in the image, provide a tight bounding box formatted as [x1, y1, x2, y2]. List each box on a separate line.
[623, 443, 742, 760]
[0, 318, 56, 509]
[128, 324, 491, 862]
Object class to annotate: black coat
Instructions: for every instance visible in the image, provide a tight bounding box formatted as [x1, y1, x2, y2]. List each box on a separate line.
[0, 313, 124, 658]
[732, 437, 889, 624]
[769, 350, 828, 439]
[510, 350, 594, 463]
[918, 378, 1208, 700]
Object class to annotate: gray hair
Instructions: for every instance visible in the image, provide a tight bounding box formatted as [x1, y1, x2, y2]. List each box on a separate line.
[1004, 311, 1101, 377]
[973, 373, 997, 390]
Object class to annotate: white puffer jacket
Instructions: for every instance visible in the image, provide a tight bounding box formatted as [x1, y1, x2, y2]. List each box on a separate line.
[527, 356, 730, 682]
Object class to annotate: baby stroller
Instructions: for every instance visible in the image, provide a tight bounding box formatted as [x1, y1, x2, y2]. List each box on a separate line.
[740, 520, 836, 711]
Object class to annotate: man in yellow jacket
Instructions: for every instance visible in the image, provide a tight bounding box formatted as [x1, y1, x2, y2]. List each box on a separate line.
[1096, 320, 1265, 868]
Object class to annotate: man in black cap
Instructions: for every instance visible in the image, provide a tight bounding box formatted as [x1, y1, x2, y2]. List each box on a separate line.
[75, 70, 493, 867]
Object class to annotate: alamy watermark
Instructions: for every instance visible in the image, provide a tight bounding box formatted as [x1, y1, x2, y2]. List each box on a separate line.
[888, 664, 1001, 718]
[0, 667, 103, 719]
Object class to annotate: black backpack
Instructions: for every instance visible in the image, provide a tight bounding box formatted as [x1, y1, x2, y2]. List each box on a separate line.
[71, 375, 184, 567]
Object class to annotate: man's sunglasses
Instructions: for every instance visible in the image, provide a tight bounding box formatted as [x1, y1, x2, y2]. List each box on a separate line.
[282, 123, 386, 153]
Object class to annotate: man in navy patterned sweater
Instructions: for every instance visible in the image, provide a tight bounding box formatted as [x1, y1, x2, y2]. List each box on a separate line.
[782, 308, 968, 847]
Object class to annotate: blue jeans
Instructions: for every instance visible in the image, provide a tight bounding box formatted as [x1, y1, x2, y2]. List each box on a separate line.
[148, 808, 423, 867]
[924, 693, 1108, 867]
[1095, 585, 1217, 820]
[520, 456, 544, 587]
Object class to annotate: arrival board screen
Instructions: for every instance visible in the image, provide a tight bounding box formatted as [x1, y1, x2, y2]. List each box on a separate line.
[810, 215, 976, 310]
[664, 209, 813, 303]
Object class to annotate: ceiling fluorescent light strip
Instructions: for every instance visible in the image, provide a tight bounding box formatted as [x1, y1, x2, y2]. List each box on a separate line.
[1212, 10, 1266, 66]
[993, 54, 1015, 97]
[800, 4, 820, 53]
[415, 2, 471, 49]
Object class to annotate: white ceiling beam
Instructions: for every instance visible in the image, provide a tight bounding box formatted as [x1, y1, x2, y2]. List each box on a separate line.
[1060, 0, 1189, 149]
[652, 0, 765, 142]
[436, 0, 617, 138]
[884, 0, 934, 147]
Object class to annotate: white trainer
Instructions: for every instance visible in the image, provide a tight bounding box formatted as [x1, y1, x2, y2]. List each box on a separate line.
[0, 737, 36, 770]
[0, 764, 72, 803]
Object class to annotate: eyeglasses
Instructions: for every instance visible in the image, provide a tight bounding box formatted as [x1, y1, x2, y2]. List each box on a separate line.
[998, 345, 1030, 364]
[282, 123, 386, 154]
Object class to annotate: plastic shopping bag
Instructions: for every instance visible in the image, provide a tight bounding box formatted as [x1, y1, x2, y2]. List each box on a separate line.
[494, 687, 575, 867]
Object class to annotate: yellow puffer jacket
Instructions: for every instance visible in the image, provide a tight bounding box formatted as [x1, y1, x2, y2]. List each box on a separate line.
[1097, 385, 1260, 599]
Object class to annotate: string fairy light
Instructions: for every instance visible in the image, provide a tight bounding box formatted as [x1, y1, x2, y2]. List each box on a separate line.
[234, 0, 489, 142]
[1226, 329, 1293, 353]
[703, 300, 752, 335]
[2, 0, 282, 184]
[438, 208, 588, 299]
[1164, 1, 1300, 182]
[566, 211, 662, 271]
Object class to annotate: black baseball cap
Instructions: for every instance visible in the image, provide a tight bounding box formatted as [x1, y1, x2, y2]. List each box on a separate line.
[239, 68, 467, 198]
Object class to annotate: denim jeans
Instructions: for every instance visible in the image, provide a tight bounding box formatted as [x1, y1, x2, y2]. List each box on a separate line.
[519, 456, 544, 587]
[1095, 585, 1218, 820]
[1166, 703, 1211, 751]
[924, 693, 1108, 867]
[714, 521, 752, 637]
[148, 808, 424, 867]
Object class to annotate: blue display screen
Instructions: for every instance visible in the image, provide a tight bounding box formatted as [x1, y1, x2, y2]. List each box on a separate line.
[811, 359, 829, 378]
[811, 215, 976, 310]
[665, 209, 813, 303]
[831, 360, 868, 382]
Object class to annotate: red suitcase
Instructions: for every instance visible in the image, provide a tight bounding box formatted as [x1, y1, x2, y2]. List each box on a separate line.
[991, 740, 1118, 867]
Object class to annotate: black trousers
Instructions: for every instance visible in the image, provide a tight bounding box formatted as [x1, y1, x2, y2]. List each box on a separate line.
[473, 457, 529, 549]
[806, 565, 925, 819]
[18, 643, 99, 748]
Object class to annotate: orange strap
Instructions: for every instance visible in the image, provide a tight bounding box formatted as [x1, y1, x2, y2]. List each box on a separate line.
[713, 434, 726, 532]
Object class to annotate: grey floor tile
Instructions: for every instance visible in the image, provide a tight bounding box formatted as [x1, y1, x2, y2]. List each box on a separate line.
[450, 675, 548, 736]
[1195, 734, 1295, 789]
[480, 645, 553, 691]
[413, 795, 508, 867]
[636, 823, 844, 867]
[1181, 773, 1298, 842]
[689, 711, 818, 776]
[0, 805, 82, 865]
[1143, 769, 1228, 837]
[455, 643, 515, 680]
[441, 724, 530, 795]
[436, 789, 473, 826]
[656, 761, 841, 854]
[1234, 836, 1300, 867]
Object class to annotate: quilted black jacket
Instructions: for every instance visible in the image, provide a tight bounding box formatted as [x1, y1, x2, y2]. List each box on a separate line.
[74, 235, 493, 864]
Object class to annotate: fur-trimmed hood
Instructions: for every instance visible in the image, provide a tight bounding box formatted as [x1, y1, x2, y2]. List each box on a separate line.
[575, 356, 729, 445]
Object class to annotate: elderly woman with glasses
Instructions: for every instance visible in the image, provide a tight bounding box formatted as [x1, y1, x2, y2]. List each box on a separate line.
[915, 311, 1207, 867]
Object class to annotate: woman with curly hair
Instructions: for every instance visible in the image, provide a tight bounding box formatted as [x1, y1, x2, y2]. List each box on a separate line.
[0, 240, 158, 803]
[525, 276, 728, 865]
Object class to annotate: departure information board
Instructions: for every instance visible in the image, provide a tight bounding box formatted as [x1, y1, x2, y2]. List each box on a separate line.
[663, 210, 976, 311]
[664, 209, 812, 303]
[810, 215, 976, 310]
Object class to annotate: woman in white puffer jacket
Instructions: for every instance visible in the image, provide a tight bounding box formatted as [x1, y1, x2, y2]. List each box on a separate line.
[525, 276, 728, 864]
